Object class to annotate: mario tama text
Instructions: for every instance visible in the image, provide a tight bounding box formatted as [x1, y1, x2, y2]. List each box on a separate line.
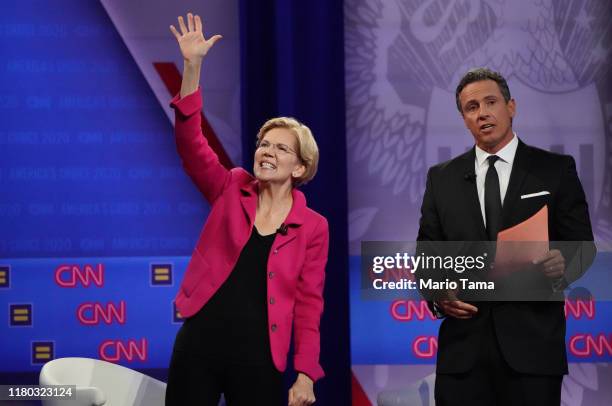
[372, 277, 494, 291]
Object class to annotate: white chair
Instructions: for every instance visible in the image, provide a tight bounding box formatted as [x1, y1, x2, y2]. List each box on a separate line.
[39, 357, 166, 406]
[377, 373, 436, 406]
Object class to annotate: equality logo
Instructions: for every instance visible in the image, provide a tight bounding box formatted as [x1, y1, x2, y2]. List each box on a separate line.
[0, 265, 9, 288]
[31, 341, 54, 364]
[150, 263, 173, 286]
[9, 304, 32, 326]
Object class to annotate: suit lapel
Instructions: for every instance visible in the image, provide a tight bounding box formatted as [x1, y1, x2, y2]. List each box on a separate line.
[459, 149, 488, 240]
[501, 140, 530, 229]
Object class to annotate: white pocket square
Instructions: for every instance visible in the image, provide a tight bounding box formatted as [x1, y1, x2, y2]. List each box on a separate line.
[521, 191, 550, 199]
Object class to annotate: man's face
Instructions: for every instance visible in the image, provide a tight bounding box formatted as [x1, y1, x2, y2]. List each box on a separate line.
[459, 79, 516, 153]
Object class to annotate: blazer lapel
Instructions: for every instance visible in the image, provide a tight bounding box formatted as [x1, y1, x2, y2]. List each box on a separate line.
[501, 140, 530, 229]
[459, 149, 488, 240]
[272, 188, 306, 251]
[239, 181, 258, 228]
[273, 229, 297, 251]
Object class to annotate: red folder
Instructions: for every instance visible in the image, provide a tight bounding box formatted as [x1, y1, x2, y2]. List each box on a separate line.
[491, 205, 549, 278]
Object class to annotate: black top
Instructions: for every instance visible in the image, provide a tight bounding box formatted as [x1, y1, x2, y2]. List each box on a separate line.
[175, 227, 276, 365]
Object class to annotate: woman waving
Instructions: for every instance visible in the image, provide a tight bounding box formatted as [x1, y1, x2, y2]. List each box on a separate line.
[165, 13, 328, 406]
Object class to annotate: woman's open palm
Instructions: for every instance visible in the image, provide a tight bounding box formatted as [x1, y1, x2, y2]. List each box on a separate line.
[170, 13, 221, 63]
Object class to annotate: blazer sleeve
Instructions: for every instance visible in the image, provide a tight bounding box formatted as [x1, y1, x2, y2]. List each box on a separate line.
[170, 89, 231, 205]
[293, 216, 329, 382]
[552, 156, 596, 286]
[416, 168, 447, 317]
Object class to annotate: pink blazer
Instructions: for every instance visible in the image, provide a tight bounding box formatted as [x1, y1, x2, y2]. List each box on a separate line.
[170, 90, 328, 382]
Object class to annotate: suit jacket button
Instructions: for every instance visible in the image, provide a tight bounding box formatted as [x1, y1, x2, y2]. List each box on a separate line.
[268, 271, 274, 279]
[271, 323, 277, 332]
[269, 297, 275, 305]
[273, 249, 278, 254]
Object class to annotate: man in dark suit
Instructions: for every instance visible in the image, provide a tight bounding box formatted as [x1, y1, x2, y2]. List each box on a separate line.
[416, 68, 595, 405]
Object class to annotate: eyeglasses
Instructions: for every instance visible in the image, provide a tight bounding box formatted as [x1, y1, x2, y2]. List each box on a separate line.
[256, 140, 297, 156]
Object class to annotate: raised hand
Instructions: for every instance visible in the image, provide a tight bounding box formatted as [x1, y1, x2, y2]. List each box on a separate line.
[170, 13, 222, 64]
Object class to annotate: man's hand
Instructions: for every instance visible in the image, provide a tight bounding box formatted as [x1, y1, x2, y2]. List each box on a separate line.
[435, 290, 478, 319]
[533, 249, 565, 279]
[288, 373, 316, 406]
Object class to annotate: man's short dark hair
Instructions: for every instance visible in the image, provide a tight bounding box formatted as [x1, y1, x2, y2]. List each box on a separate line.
[455, 68, 511, 114]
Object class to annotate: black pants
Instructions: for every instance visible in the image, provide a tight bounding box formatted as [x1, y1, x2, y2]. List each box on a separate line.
[435, 318, 563, 406]
[165, 350, 283, 406]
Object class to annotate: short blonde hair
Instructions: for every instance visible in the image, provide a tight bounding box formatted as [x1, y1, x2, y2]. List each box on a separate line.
[256, 117, 319, 186]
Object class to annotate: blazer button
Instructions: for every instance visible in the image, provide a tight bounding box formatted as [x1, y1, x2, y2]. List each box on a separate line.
[269, 297, 275, 305]
[271, 323, 277, 332]
[268, 271, 275, 279]
[273, 249, 278, 254]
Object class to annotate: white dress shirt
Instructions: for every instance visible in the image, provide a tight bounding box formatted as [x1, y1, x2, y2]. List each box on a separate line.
[474, 134, 518, 227]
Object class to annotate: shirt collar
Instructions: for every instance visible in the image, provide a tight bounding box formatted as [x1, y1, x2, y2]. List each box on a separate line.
[475, 133, 518, 168]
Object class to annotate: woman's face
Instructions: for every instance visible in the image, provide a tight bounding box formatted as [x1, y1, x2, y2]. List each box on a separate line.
[253, 128, 305, 186]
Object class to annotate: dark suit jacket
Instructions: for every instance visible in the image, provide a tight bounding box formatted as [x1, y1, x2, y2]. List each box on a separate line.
[416, 139, 595, 375]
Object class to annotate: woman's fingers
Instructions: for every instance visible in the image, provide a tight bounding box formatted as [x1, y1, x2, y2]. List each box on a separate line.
[289, 389, 309, 406]
[187, 12, 195, 32]
[177, 15, 188, 35]
[288, 388, 295, 406]
[169, 25, 181, 41]
[288, 378, 315, 406]
[208, 34, 223, 46]
[194, 14, 202, 33]
[174, 14, 218, 44]
[291, 397, 307, 406]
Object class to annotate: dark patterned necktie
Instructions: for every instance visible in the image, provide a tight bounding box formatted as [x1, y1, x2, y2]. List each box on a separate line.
[485, 155, 502, 241]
